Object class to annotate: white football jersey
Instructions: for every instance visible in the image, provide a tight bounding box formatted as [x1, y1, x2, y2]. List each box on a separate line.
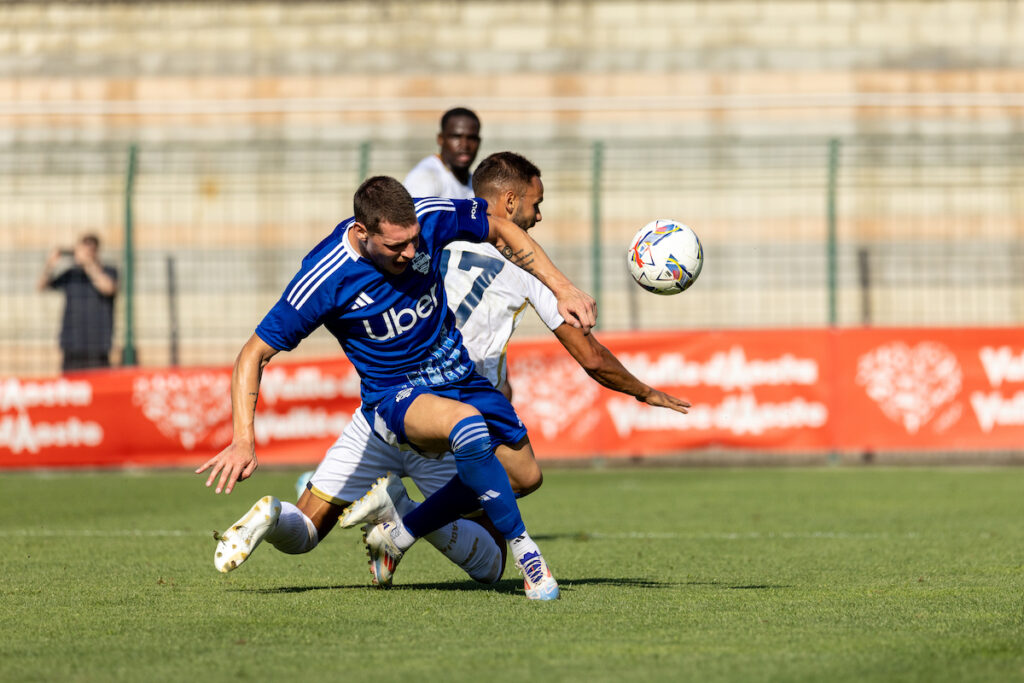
[441, 241, 565, 388]
[404, 155, 474, 200]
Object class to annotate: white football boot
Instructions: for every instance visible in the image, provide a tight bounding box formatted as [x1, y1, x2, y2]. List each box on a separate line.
[338, 473, 410, 528]
[515, 550, 560, 601]
[213, 495, 281, 573]
[362, 521, 405, 587]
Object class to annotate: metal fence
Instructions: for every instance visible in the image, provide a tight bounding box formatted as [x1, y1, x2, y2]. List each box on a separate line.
[2, 135, 1021, 377]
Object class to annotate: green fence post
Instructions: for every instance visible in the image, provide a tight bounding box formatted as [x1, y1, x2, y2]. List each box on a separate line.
[591, 140, 604, 314]
[826, 137, 841, 465]
[826, 138, 841, 327]
[358, 140, 372, 184]
[121, 143, 138, 366]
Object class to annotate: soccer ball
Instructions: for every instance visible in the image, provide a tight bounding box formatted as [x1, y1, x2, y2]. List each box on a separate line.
[626, 219, 704, 295]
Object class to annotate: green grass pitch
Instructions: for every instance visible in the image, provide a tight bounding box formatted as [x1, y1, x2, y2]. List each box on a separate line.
[2, 466, 1023, 682]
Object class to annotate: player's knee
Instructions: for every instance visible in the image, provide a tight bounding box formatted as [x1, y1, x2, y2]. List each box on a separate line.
[510, 467, 542, 497]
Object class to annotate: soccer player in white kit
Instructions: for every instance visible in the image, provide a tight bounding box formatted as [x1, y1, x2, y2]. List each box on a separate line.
[343, 153, 692, 589]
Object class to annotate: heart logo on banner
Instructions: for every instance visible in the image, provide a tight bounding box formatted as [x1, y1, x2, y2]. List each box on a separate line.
[855, 342, 962, 434]
[132, 372, 233, 450]
[509, 354, 598, 440]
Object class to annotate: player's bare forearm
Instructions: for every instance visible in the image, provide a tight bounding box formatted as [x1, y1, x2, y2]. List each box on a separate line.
[588, 351, 690, 413]
[230, 335, 277, 441]
[488, 216, 562, 285]
[498, 243, 536, 274]
[554, 324, 690, 414]
[487, 216, 596, 331]
[195, 334, 279, 493]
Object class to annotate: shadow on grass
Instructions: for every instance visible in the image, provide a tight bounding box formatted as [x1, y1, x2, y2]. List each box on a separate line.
[531, 532, 683, 542]
[234, 581, 512, 595]
[366, 579, 526, 595]
[234, 576, 678, 596]
[685, 581, 792, 590]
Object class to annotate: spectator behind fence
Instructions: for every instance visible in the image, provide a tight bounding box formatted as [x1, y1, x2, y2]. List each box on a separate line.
[38, 233, 118, 373]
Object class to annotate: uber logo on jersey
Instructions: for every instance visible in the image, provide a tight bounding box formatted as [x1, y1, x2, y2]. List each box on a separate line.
[362, 284, 440, 341]
[411, 251, 431, 274]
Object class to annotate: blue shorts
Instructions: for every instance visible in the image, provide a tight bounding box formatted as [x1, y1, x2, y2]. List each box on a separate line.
[362, 372, 527, 455]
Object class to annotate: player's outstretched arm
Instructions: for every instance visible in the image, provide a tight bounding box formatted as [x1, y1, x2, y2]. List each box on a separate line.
[553, 323, 691, 414]
[486, 215, 596, 333]
[195, 333, 280, 494]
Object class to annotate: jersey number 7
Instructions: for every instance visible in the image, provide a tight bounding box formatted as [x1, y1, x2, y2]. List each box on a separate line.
[440, 249, 506, 326]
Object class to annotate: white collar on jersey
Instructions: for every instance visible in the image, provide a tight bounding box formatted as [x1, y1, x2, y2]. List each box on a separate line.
[341, 223, 363, 261]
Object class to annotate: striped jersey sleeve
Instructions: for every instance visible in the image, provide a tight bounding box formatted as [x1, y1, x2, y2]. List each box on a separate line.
[256, 223, 354, 351]
[415, 196, 489, 247]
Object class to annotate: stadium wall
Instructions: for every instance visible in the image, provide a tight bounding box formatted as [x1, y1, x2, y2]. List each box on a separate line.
[3, 1, 1023, 141]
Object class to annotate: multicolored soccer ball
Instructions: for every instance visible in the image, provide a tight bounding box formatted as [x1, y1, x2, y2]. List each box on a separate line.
[627, 219, 704, 295]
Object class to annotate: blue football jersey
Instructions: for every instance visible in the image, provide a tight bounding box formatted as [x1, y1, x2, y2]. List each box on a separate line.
[256, 197, 490, 405]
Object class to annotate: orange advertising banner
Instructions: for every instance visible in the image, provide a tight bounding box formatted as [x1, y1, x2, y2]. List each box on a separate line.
[506, 329, 834, 456]
[2, 327, 1022, 469]
[0, 359, 363, 469]
[834, 328, 1024, 451]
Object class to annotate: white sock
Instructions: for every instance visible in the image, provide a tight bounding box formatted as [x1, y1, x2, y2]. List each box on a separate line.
[384, 491, 419, 551]
[266, 501, 319, 554]
[423, 517, 505, 584]
[508, 530, 541, 565]
[389, 520, 417, 551]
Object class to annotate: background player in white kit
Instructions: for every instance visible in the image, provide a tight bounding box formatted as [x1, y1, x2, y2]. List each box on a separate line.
[208, 153, 691, 597]
[345, 153, 692, 586]
[404, 107, 480, 200]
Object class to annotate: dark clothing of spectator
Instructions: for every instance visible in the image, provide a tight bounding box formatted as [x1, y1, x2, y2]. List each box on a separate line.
[48, 265, 118, 371]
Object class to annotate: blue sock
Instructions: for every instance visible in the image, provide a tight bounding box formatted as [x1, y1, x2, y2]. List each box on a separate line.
[403, 475, 480, 539]
[405, 415, 526, 540]
[448, 415, 526, 539]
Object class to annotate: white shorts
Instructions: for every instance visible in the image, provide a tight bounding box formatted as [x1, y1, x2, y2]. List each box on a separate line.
[308, 409, 458, 506]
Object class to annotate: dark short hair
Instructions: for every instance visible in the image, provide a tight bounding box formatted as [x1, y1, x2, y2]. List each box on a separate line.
[353, 176, 417, 233]
[440, 107, 480, 132]
[471, 151, 541, 198]
[80, 233, 100, 249]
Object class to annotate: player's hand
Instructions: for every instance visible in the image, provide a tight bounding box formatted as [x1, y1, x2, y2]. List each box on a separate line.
[195, 439, 258, 494]
[555, 285, 597, 334]
[640, 389, 691, 414]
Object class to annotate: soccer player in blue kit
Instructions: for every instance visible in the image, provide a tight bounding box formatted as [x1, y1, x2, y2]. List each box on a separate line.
[197, 175, 595, 600]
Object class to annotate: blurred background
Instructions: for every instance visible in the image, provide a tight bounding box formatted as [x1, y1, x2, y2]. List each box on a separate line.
[1, 0, 1022, 376]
